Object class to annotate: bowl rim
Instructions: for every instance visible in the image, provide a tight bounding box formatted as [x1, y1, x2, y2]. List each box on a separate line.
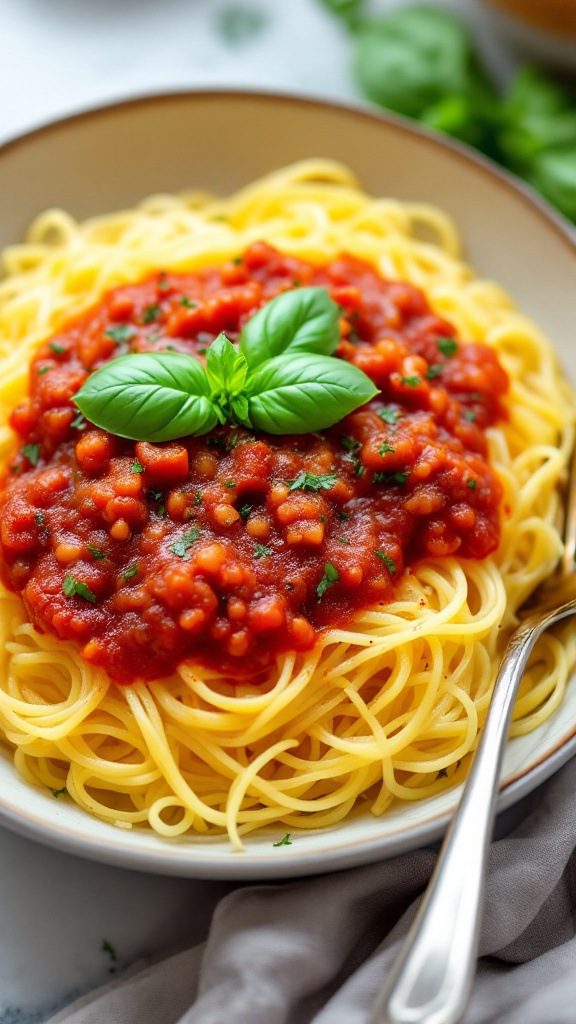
[1, 87, 575, 878]
[1, 86, 575, 248]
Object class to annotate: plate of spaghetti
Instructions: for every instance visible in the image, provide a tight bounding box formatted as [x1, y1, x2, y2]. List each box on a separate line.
[0, 92, 575, 879]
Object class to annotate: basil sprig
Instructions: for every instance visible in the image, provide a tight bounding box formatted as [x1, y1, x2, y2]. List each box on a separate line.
[73, 286, 378, 440]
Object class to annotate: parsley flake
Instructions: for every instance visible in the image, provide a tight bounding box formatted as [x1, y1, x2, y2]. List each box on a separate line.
[105, 324, 137, 344]
[121, 564, 139, 580]
[34, 512, 46, 526]
[288, 471, 338, 493]
[336, 510, 349, 522]
[373, 470, 409, 487]
[239, 503, 252, 520]
[49, 341, 66, 355]
[400, 376, 421, 387]
[338, 537, 350, 545]
[131, 460, 145, 474]
[317, 561, 339, 600]
[378, 441, 396, 456]
[63, 576, 97, 603]
[181, 297, 197, 309]
[21, 443, 40, 467]
[467, 478, 477, 490]
[379, 407, 401, 425]
[426, 364, 443, 380]
[171, 527, 200, 559]
[51, 786, 68, 798]
[375, 550, 396, 574]
[273, 833, 292, 847]
[223, 480, 236, 489]
[101, 939, 117, 962]
[437, 337, 458, 357]
[464, 410, 476, 422]
[233, 256, 243, 265]
[142, 304, 161, 324]
[38, 365, 51, 376]
[254, 544, 273, 558]
[194, 490, 203, 506]
[71, 412, 87, 430]
[87, 545, 106, 561]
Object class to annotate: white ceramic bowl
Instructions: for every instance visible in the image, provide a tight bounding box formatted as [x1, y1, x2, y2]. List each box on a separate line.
[1, 91, 575, 879]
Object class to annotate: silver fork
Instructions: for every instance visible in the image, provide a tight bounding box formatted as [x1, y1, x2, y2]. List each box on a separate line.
[369, 439, 576, 1024]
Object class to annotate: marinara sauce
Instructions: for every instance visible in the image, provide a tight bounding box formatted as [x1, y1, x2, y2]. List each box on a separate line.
[0, 244, 508, 683]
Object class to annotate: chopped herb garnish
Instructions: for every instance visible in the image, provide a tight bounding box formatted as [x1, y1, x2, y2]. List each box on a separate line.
[142, 304, 161, 324]
[87, 545, 106, 561]
[223, 480, 236, 488]
[320, 514, 327, 523]
[379, 406, 401, 425]
[131, 460, 145, 474]
[375, 550, 396, 574]
[254, 544, 273, 558]
[197, 347, 209, 355]
[400, 375, 421, 387]
[121, 564, 139, 580]
[51, 786, 68, 798]
[373, 470, 409, 487]
[273, 833, 292, 847]
[336, 510, 349, 521]
[239, 503, 252, 520]
[378, 441, 396, 455]
[158, 272, 170, 292]
[338, 537, 350, 545]
[180, 297, 197, 309]
[292, 279, 301, 287]
[426, 364, 443, 380]
[464, 410, 476, 422]
[317, 561, 339, 600]
[171, 527, 200, 559]
[194, 490, 203, 506]
[288, 471, 338, 493]
[148, 489, 163, 502]
[105, 324, 136, 344]
[49, 341, 66, 355]
[38, 365, 51, 376]
[34, 512, 46, 526]
[340, 435, 361, 453]
[157, 504, 166, 517]
[437, 337, 458, 357]
[206, 437, 227, 451]
[21, 443, 40, 466]
[467, 478, 477, 489]
[63, 576, 97, 603]
[71, 412, 86, 430]
[101, 939, 117, 962]
[233, 256, 243, 265]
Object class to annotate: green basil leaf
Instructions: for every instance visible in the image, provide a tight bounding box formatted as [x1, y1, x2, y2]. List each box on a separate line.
[248, 353, 379, 434]
[239, 287, 341, 368]
[206, 333, 250, 395]
[74, 353, 218, 442]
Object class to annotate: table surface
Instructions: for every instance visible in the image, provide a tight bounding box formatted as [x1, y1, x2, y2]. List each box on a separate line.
[0, 1, 519, 1020]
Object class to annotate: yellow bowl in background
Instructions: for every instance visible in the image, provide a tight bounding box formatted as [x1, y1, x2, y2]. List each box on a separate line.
[483, 0, 576, 72]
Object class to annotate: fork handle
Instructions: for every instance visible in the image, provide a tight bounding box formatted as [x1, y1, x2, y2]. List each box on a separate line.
[368, 604, 571, 1024]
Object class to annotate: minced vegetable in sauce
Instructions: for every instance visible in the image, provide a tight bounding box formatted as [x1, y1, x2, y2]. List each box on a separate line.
[0, 243, 508, 683]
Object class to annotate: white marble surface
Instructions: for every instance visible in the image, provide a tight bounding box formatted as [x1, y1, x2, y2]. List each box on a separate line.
[0, 1, 519, 1020]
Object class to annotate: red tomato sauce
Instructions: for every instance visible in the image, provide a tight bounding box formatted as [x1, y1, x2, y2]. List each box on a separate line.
[0, 243, 508, 684]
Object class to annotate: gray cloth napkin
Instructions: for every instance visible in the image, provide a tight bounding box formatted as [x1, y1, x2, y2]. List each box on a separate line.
[46, 756, 576, 1024]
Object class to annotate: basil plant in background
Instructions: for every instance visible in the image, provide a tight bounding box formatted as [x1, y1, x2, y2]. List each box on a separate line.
[74, 287, 379, 442]
[319, 0, 576, 225]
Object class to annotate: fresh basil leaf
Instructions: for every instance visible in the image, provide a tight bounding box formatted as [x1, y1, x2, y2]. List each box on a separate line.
[73, 353, 218, 442]
[239, 287, 341, 368]
[247, 353, 378, 434]
[206, 333, 249, 395]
